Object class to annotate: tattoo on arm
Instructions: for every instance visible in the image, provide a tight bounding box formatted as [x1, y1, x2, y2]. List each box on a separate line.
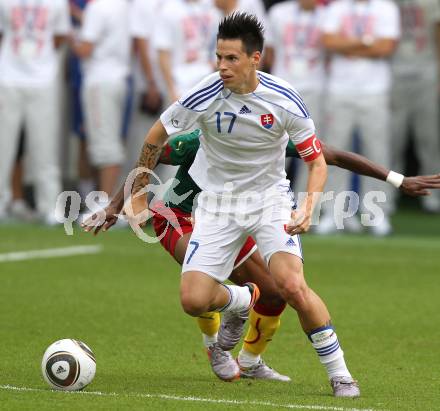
[132, 142, 162, 195]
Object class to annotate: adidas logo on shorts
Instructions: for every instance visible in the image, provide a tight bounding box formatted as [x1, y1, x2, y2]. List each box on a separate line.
[285, 238, 296, 247]
[239, 105, 251, 114]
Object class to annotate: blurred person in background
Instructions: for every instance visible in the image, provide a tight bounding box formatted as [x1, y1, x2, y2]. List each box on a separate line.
[0, 0, 70, 225]
[266, 0, 326, 134]
[126, 0, 164, 173]
[265, 0, 327, 193]
[319, 0, 400, 236]
[72, 0, 130, 210]
[153, 0, 218, 104]
[8, 130, 37, 221]
[390, 0, 440, 213]
[68, 0, 94, 201]
[213, 0, 266, 21]
[151, 0, 218, 188]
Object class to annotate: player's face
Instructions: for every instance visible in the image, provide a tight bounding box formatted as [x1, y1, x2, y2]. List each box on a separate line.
[216, 39, 261, 94]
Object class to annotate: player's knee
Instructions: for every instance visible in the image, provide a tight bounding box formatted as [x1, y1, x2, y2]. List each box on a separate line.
[180, 291, 208, 317]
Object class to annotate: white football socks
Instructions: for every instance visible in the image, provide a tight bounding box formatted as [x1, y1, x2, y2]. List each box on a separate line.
[309, 326, 351, 379]
[203, 333, 218, 348]
[218, 284, 251, 313]
[237, 349, 260, 368]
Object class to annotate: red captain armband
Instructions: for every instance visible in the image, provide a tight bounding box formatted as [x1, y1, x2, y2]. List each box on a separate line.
[295, 135, 322, 162]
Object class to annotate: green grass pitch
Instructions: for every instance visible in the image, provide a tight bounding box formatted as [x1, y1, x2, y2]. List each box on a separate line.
[0, 209, 439, 411]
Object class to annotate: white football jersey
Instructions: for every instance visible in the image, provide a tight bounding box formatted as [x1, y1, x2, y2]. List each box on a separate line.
[0, 0, 70, 87]
[80, 0, 130, 86]
[266, 1, 326, 93]
[161, 71, 317, 194]
[323, 0, 400, 94]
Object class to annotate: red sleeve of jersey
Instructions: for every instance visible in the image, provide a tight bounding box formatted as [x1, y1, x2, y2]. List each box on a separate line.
[295, 135, 322, 162]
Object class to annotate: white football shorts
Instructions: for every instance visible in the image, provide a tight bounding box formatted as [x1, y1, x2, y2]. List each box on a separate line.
[181, 184, 303, 282]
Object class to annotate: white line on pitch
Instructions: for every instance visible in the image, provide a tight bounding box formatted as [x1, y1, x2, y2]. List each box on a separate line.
[0, 384, 380, 411]
[0, 245, 103, 263]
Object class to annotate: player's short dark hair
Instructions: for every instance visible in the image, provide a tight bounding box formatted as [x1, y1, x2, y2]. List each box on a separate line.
[217, 12, 264, 55]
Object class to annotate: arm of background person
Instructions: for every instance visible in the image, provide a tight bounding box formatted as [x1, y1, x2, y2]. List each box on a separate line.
[345, 38, 398, 58]
[53, 0, 71, 49]
[321, 33, 366, 54]
[322, 33, 397, 58]
[71, 1, 101, 59]
[72, 40, 93, 58]
[134, 37, 159, 95]
[158, 49, 178, 102]
[54, 35, 69, 49]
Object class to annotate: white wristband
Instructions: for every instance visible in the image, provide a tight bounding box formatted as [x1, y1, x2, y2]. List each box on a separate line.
[386, 171, 404, 188]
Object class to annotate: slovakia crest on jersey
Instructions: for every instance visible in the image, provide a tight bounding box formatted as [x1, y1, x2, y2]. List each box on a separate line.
[260, 114, 274, 129]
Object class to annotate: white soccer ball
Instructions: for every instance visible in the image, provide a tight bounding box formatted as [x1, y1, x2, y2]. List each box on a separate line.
[41, 339, 96, 391]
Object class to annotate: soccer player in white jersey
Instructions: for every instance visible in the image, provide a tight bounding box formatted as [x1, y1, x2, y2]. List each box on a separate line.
[0, 0, 70, 224]
[320, 0, 400, 236]
[153, 0, 218, 103]
[72, 0, 130, 201]
[126, 13, 360, 397]
[390, 0, 440, 213]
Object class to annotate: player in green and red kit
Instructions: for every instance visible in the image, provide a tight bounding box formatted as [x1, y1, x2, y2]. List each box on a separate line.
[84, 129, 440, 382]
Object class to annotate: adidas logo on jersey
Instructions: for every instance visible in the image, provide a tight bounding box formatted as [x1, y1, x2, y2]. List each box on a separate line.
[285, 237, 296, 247]
[239, 105, 251, 114]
